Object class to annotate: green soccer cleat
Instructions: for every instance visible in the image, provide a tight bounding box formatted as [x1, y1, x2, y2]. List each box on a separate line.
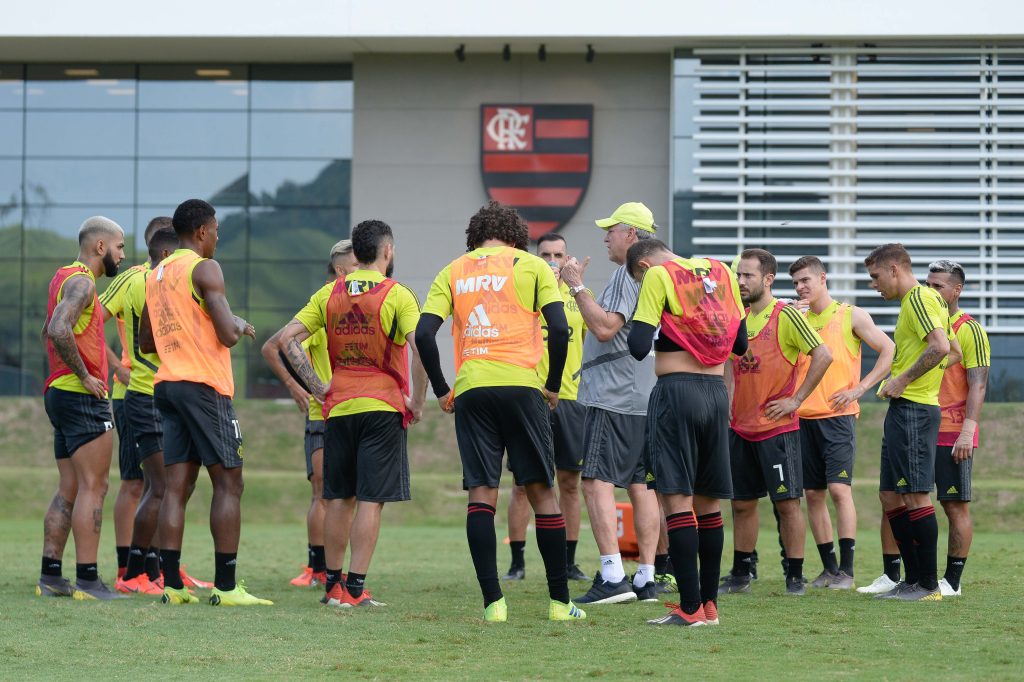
[161, 585, 200, 604]
[484, 597, 508, 623]
[209, 581, 273, 606]
[549, 599, 586, 621]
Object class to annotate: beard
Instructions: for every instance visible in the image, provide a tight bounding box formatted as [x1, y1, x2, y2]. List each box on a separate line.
[740, 284, 763, 306]
[102, 251, 119, 278]
[386, 257, 395, 278]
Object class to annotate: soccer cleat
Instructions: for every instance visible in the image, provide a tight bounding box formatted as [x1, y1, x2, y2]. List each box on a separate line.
[786, 576, 806, 596]
[209, 581, 273, 606]
[654, 572, 678, 594]
[35, 575, 73, 597]
[116, 574, 163, 595]
[290, 566, 318, 587]
[161, 585, 200, 604]
[180, 565, 213, 590]
[549, 599, 586, 621]
[938, 578, 961, 597]
[632, 578, 659, 603]
[719, 573, 752, 594]
[895, 584, 943, 601]
[72, 578, 124, 601]
[857, 573, 899, 594]
[502, 564, 525, 581]
[873, 581, 914, 600]
[484, 597, 508, 623]
[828, 571, 855, 590]
[647, 602, 707, 627]
[703, 600, 719, 625]
[810, 570, 839, 588]
[567, 563, 588, 581]
[573, 572, 638, 605]
[338, 588, 386, 608]
[322, 583, 345, 606]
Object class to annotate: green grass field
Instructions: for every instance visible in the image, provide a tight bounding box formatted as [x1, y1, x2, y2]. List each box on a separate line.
[2, 399, 1023, 680]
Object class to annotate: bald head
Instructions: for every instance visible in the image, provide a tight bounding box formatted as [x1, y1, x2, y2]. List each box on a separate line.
[78, 216, 124, 247]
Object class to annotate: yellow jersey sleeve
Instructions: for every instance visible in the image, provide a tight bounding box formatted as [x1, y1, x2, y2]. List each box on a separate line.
[385, 283, 422, 344]
[525, 254, 562, 311]
[958, 318, 991, 370]
[778, 305, 823, 364]
[908, 286, 946, 341]
[98, 266, 135, 317]
[421, 264, 454, 319]
[633, 266, 671, 327]
[294, 282, 333, 335]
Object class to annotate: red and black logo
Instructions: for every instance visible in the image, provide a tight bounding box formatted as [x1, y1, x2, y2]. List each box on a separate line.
[480, 104, 593, 240]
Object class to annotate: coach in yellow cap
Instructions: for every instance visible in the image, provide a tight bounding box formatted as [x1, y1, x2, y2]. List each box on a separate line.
[594, 202, 658, 233]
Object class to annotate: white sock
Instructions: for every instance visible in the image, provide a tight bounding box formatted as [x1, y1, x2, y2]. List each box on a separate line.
[599, 553, 625, 583]
[634, 564, 655, 587]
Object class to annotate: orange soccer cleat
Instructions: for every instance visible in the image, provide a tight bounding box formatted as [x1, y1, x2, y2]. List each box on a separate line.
[116, 574, 164, 596]
[180, 565, 213, 590]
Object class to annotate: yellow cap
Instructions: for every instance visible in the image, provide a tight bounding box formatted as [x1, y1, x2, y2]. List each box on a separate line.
[594, 202, 657, 233]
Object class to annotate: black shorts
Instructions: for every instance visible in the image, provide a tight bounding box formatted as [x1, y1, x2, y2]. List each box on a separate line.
[455, 386, 555, 489]
[551, 399, 586, 472]
[935, 445, 972, 501]
[644, 373, 732, 499]
[304, 418, 326, 480]
[729, 429, 802, 501]
[154, 381, 243, 469]
[323, 411, 409, 502]
[581, 407, 647, 488]
[112, 398, 142, 481]
[124, 390, 164, 464]
[799, 415, 856, 489]
[879, 398, 939, 494]
[44, 387, 114, 460]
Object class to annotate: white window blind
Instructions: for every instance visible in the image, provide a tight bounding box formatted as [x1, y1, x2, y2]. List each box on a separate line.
[680, 45, 1024, 331]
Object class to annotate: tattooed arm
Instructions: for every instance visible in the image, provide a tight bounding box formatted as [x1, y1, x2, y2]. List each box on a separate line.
[261, 324, 313, 413]
[47, 275, 106, 399]
[878, 327, 950, 400]
[278, 319, 326, 403]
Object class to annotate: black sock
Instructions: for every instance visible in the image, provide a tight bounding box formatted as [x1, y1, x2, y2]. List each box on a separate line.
[654, 553, 670, 574]
[41, 557, 62, 577]
[311, 545, 326, 573]
[325, 568, 343, 594]
[124, 545, 147, 580]
[535, 514, 570, 603]
[76, 563, 98, 582]
[346, 571, 366, 598]
[214, 552, 237, 592]
[697, 512, 725, 605]
[307, 544, 315, 569]
[817, 542, 839, 574]
[161, 549, 183, 589]
[750, 548, 758, 579]
[731, 550, 753, 577]
[509, 540, 526, 568]
[886, 506, 919, 584]
[838, 538, 856, 576]
[944, 555, 967, 591]
[883, 553, 902, 582]
[116, 546, 130, 570]
[786, 557, 804, 582]
[909, 506, 939, 590]
[467, 503, 502, 607]
[666, 512, 701, 615]
[145, 547, 161, 581]
[566, 540, 578, 567]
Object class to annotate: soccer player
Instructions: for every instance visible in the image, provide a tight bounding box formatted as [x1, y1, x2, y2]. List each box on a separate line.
[559, 202, 660, 604]
[38, 216, 126, 600]
[926, 259, 990, 597]
[865, 243, 952, 601]
[261, 240, 359, 588]
[625, 239, 747, 627]
[116, 226, 212, 595]
[277, 220, 427, 608]
[140, 198, 271, 606]
[789, 256, 895, 589]
[415, 201, 585, 622]
[720, 249, 832, 596]
[504, 232, 589, 583]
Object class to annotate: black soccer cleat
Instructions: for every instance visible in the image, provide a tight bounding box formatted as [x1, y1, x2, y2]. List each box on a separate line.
[502, 564, 525, 581]
[573, 572, 638, 605]
[566, 563, 588, 581]
[719, 573, 752, 594]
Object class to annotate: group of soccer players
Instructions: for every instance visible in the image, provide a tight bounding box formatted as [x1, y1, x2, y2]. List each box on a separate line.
[36, 197, 988, 624]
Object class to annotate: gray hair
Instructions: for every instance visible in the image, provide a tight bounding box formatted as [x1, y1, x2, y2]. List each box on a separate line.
[634, 229, 653, 241]
[928, 259, 966, 285]
[78, 216, 123, 247]
[330, 239, 353, 258]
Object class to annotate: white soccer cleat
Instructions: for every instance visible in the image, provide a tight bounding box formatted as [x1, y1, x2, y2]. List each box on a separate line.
[938, 578, 961, 597]
[856, 574, 898, 594]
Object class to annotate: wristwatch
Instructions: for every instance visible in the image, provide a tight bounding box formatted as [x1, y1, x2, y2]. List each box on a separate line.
[568, 284, 587, 297]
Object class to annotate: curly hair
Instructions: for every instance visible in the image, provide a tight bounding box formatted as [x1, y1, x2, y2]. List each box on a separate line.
[465, 201, 529, 251]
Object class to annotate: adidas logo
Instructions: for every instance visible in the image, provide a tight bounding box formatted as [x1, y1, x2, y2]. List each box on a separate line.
[838, 470, 849, 479]
[896, 478, 907, 487]
[947, 486, 958, 494]
[464, 304, 500, 338]
[776, 484, 788, 494]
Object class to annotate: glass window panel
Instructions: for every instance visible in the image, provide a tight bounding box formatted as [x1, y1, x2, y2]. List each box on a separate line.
[132, 209, 176, 253]
[0, 111, 22, 155]
[26, 111, 135, 157]
[24, 206, 134, 256]
[0, 159, 21, 206]
[24, 159, 134, 205]
[251, 80, 352, 111]
[250, 112, 352, 158]
[218, 259, 248, 310]
[249, 207, 348, 260]
[138, 159, 249, 206]
[249, 159, 349, 207]
[138, 65, 248, 110]
[138, 111, 247, 158]
[207, 206, 248, 261]
[0, 201, 21, 255]
[26, 65, 136, 109]
[0, 65, 24, 109]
